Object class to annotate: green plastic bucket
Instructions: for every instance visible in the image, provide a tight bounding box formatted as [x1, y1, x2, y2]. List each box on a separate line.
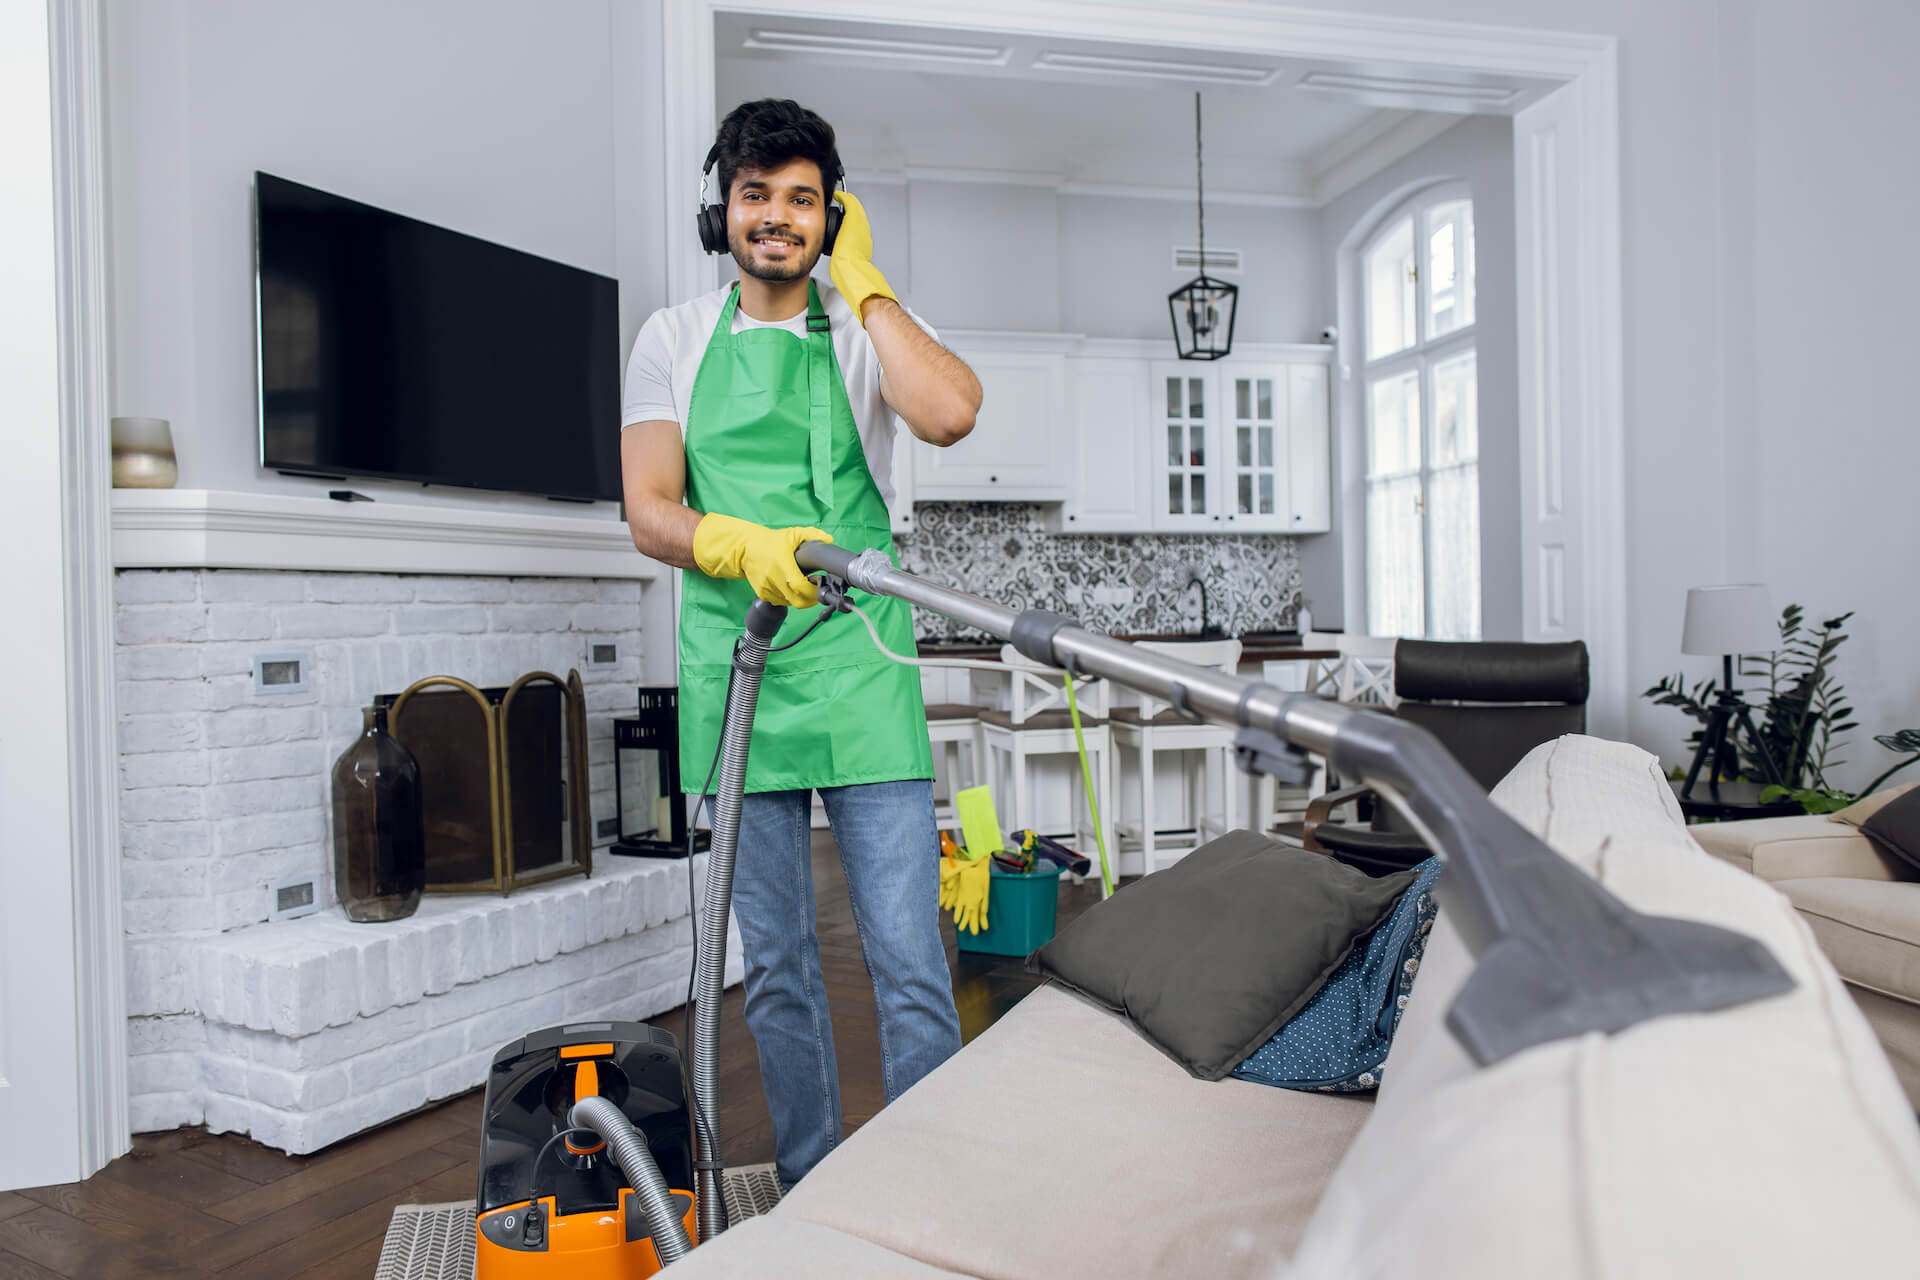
[956, 862, 1063, 957]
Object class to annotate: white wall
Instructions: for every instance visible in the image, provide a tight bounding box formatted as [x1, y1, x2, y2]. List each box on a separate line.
[876, 178, 1318, 341]
[1730, 0, 1920, 790]
[1058, 195, 1321, 343]
[1307, 114, 1518, 641]
[908, 180, 1063, 331]
[106, 0, 630, 514]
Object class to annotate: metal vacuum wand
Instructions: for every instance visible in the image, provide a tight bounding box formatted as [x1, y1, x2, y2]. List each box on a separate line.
[793, 542, 1795, 1066]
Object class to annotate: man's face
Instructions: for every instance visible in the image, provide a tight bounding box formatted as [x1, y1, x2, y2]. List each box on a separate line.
[725, 158, 829, 283]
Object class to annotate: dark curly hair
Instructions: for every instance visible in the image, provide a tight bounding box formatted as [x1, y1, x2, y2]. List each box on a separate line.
[710, 99, 842, 202]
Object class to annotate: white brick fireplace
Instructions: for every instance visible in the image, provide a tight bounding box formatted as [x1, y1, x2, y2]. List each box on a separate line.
[110, 490, 735, 1154]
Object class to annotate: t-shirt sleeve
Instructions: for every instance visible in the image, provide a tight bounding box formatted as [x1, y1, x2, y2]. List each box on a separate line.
[621, 310, 679, 428]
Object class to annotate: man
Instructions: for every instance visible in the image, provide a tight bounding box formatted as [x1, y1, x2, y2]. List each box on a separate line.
[620, 98, 981, 1188]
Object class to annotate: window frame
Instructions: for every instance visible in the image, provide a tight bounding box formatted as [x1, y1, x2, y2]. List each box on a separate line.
[1358, 181, 1480, 641]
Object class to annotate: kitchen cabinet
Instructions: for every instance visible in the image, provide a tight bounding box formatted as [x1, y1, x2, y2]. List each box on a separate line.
[893, 331, 1329, 534]
[1144, 358, 1332, 534]
[910, 340, 1070, 502]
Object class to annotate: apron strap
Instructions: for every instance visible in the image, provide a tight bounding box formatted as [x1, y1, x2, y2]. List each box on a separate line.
[805, 280, 835, 510]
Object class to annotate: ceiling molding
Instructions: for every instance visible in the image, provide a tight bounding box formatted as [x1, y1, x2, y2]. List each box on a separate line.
[1297, 69, 1522, 107]
[740, 26, 1013, 65]
[1060, 180, 1312, 209]
[1027, 49, 1279, 86]
[1309, 112, 1463, 206]
[846, 164, 1317, 208]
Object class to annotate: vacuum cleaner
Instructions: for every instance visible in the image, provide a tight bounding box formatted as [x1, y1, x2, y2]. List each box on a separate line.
[472, 542, 1797, 1275]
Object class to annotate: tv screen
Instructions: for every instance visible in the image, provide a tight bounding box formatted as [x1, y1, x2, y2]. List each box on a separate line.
[255, 172, 621, 502]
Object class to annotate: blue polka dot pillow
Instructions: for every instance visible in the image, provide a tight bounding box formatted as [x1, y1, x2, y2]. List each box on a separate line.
[1232, 856, 1442, 1093]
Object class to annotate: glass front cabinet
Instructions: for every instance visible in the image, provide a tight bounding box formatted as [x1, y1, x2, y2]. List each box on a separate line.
[1148, 361, 1330, 534]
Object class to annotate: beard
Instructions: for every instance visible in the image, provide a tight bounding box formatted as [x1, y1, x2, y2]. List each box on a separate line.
[728, 227, 821, 283]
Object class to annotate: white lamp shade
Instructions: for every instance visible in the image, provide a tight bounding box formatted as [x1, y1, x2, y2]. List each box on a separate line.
[1681, 584, 1777, 657]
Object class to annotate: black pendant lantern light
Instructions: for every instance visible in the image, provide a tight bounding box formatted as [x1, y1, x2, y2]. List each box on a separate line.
[1169, 91, 1237, 360]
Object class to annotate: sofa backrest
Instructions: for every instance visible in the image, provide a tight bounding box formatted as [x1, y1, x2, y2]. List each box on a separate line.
[1288, 734, 1920, 1277]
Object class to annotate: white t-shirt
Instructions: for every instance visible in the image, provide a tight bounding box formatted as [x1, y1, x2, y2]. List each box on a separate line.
[620, 282, 936, 509]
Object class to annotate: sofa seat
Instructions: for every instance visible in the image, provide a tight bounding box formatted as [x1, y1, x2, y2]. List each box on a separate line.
[1779, 877, 1920, 1000]
[1691, 813, 1920, 1106]
[776, 984, 1371, 1280]
[666, 1217, 974, 1278]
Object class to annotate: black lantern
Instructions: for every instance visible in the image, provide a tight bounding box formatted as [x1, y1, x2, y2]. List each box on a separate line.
[610, 686, 709, 858]
[1169, 91, 1237, 361]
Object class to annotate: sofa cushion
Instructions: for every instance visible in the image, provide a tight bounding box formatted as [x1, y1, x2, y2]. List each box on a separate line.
[1778, 876, 1920, 1003]
[776, 984, 1372, 1280]
[661, 1216, 974, 1278]
[1830, 777, 1920, 827]
[1290, 735, 1920, 1278]
[1029, 829, 1418, 1079]
[1861, 786, 1920, 876]
[1690, 812, 1912, 883]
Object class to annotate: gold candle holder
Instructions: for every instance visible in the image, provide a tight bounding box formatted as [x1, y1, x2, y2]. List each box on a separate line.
[110, 416, 178, 488]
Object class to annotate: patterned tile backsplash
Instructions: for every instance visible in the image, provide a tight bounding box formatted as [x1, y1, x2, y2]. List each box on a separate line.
[896, 503, 1301, 642]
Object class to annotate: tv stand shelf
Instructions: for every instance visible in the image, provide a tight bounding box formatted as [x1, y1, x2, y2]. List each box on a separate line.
[111, 488, 660, 580]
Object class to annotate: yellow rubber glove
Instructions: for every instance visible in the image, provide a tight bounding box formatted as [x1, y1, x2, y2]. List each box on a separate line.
[951, 856, 991, 935]
[938, 855, 962, 914]
[692, 513, 831, 608]
[828, 191, 897, 326]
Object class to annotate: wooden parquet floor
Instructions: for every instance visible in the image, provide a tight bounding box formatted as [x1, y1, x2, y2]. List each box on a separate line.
[0, 833, 1103, 1279]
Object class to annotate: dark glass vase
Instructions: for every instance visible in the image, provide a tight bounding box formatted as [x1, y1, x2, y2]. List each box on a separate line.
[331, 705, 425, 922]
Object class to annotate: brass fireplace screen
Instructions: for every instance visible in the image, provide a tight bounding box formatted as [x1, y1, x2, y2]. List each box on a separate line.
[380, 669, 592, 895]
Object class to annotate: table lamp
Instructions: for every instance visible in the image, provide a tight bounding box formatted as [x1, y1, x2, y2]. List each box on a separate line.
[1679, 584, 1784, 799]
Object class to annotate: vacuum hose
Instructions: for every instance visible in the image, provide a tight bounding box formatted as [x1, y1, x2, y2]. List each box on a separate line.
[570, 1095, 692, 1264]
[692, 599, 785, 1243]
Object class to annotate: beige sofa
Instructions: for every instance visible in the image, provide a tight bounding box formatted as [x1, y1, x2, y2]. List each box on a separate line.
[673, 737, 1920, 1277]
[1690, 791, 1920, 1107]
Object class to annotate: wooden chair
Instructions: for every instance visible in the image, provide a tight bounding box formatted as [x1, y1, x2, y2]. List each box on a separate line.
[1109, 639, 1243, 878]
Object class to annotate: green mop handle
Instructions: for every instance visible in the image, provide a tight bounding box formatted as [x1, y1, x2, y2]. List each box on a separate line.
[1062, 672, 1113, 897]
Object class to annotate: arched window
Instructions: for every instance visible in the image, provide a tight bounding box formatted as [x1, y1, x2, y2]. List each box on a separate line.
[1360, 185, 1480, 640]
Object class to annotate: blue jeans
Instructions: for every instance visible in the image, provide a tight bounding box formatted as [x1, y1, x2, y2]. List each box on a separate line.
[732, 778, 961, 1188]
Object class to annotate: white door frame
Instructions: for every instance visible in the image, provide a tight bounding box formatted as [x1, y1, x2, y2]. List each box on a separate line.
[661, 0, 1628, 735]
[3, 0, 125, 1190]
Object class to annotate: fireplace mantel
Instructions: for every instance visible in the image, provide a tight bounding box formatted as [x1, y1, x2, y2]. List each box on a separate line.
[111, 489, 661, 580]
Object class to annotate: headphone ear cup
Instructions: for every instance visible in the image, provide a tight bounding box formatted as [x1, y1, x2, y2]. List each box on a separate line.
[697, 203, 726, 255]
[822, 202, 843, 257]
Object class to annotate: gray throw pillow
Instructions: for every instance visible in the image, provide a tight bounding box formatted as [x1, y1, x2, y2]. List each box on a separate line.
[1028, 830, 1420, 1081]
[1860, 787, 1920, 877]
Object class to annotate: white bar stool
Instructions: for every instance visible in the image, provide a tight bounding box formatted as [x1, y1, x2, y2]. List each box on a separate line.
[976, 646, 1114, 884]
[1109, 639, 1242, 877]
[925, 703, 983, 829]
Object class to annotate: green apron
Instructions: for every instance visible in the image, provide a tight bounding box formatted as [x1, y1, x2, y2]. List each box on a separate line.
[677, 282, 933, 794]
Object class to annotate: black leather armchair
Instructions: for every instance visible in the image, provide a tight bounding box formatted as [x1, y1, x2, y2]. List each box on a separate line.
[1303, 639, 1590, 876]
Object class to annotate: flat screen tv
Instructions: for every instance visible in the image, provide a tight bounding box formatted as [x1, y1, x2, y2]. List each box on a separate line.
[255, 172, 621, 503]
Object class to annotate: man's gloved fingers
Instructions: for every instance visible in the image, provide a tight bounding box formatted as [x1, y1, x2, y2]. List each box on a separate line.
[830, 190, 874, 260]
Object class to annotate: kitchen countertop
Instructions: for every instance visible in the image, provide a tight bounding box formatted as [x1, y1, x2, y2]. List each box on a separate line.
[913, 632, 1339, 664]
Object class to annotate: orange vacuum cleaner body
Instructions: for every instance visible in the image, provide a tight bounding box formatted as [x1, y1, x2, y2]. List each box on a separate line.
[474, 1021, 698, 1278]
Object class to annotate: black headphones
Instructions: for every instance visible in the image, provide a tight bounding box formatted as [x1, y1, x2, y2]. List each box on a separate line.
[697, 143, 843, 257]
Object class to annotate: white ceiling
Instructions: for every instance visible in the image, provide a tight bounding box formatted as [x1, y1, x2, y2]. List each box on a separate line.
[714, 15, 1549, 207]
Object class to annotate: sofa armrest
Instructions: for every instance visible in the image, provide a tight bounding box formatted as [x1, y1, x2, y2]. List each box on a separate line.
[1690, 814, 1911, 883]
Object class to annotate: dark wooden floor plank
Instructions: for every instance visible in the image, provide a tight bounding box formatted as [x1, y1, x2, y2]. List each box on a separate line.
[0, 1199, 30, 1225]
[17, 1179, 227, 1255]
[0, 1207, 201, 1280]
[0, 1247, 67, 1280]
[176, 1132, 305, 1187]
[90, 1145, 261, 1211]
[193, 1148, 462, 1274]
[205, 1113, 464, 1225]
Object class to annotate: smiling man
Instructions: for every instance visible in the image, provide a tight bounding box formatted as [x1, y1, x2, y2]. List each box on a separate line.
[620, 99, 980, 1189]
